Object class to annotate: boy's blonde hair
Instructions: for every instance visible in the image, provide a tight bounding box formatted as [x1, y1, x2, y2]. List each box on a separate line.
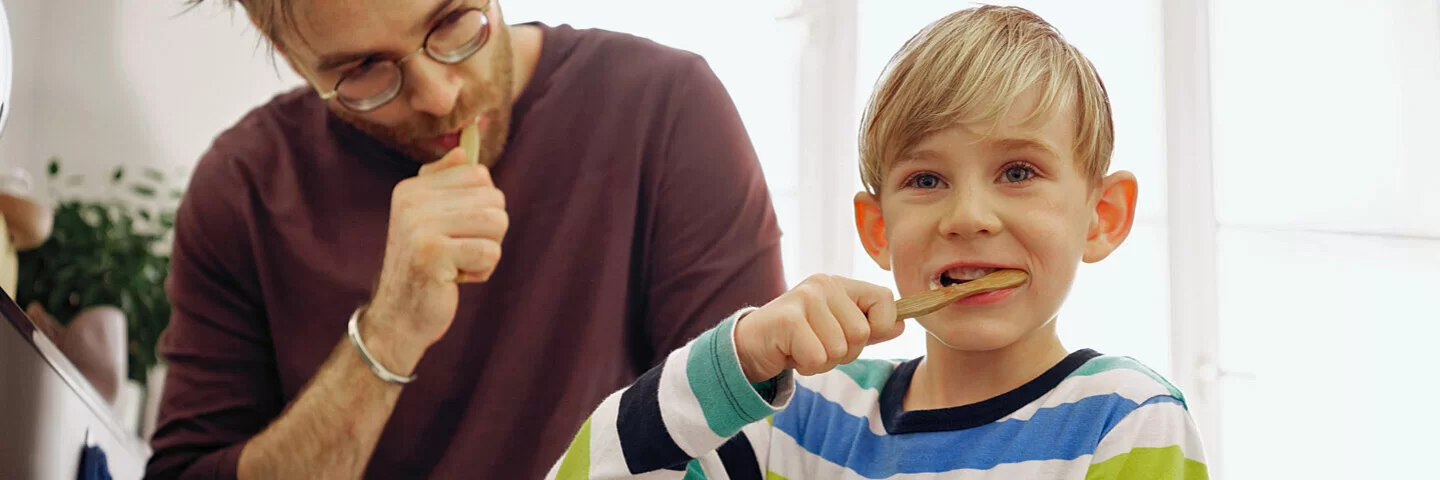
[859, 5, 1114, 194]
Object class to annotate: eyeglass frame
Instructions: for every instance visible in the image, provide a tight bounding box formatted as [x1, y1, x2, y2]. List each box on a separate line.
[314, 0, 493, 112]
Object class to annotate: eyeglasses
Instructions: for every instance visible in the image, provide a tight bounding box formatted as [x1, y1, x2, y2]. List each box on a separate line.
[317, 2, 492, 112]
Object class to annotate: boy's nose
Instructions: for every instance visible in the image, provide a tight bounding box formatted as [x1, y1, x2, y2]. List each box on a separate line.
[938, 189, 1002, 239]
[404, 57, 462, 117]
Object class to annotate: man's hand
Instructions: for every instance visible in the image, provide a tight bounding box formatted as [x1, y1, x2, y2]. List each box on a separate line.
[364, 147, 509, 366]
[733, 274, 904, 382]
[235, 147, 508, 480]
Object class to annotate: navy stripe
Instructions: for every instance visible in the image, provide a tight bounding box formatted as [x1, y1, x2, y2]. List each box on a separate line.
[881, 349, 1103, 434]
[717, 432, 763, 480]
[617, 362, 691, 472]
[772, 385, 1184, 478]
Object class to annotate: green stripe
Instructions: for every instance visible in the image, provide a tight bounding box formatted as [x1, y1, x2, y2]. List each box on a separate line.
[766, 471, 790, 480]
[834, 359, 897, 391]
[1072, 356, 1186, 403]
[1085, 446, 1209, 480]
[553, 419, 592, 479]
[683, 459, 708, 479]
[686, 315, 779, 437]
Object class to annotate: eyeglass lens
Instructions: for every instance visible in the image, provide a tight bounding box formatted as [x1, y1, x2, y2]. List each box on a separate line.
[334, 8, 490, 111]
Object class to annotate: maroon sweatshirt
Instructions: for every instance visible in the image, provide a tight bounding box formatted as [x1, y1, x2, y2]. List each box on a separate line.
[145, 23, 787, 479]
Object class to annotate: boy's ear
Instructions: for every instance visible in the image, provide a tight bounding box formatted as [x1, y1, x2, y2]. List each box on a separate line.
[1084, 170, 1138, 263]
[854, 192, 892, 271]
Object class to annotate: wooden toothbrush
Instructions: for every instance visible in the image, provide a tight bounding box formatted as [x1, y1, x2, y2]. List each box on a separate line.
[461, 123, 481, 165]
[893, 269, 1028, 319]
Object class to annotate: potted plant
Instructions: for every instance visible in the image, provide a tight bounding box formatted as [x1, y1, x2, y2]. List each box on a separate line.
[15, 158, 185, 386]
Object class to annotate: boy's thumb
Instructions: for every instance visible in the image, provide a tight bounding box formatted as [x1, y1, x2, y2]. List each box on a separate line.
[864, 298, 903, 345]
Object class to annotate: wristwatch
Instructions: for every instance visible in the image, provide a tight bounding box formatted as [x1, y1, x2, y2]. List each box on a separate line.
[347, 307, 417, 385]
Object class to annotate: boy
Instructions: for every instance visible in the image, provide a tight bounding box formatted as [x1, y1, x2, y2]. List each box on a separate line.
[547, 5, 1207, 479]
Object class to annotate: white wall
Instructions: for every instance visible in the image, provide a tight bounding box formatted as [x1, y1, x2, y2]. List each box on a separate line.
[0, 0, 40, 184]
[1208, 1, 1440, 478]
[0, 0, 302, 200]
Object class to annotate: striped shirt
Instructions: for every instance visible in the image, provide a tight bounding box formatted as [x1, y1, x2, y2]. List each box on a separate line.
[547, 311, 1209, 479]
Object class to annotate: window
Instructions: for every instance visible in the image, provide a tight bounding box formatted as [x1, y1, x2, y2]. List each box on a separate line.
[1209, 1, 1440, 477]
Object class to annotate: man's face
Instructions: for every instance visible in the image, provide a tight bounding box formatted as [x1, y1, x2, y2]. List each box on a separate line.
[856, 88, 1104, 353]
[277, 0, 514, 164]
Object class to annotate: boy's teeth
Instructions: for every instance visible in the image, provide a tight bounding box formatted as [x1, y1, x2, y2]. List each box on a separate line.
[946, 267, 998, 281]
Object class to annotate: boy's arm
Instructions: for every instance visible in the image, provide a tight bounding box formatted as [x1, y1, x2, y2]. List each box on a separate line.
[1085, 395, 1210, 480]
[548, 310, 793, 479]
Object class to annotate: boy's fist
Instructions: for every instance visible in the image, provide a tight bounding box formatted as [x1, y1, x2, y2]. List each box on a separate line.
[734, 274, 904, 382]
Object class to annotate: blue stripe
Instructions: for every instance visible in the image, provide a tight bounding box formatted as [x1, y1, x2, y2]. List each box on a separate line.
[771, 387, 1182, 478]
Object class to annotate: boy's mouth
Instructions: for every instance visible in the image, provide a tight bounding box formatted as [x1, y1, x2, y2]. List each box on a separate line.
[930, 264, 1023, 289]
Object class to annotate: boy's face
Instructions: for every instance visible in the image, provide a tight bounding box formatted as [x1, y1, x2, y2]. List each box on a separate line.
[855, 88, 1137, 352]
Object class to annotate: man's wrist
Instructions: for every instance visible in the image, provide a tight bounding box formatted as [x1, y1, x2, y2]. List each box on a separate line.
[353, 307, 428, 381]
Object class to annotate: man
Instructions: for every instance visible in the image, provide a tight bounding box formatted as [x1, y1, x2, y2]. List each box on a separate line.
[145, 0, 787, 478]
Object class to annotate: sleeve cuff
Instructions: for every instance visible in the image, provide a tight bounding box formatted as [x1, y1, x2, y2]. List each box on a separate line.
[683, 307, 795, 437]
[730, 308, 795, 407]
[720, 307, 795, 405]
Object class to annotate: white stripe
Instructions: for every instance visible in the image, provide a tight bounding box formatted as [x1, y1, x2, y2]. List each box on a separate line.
[763, 430, 846, 479]
[740, 422, 775, 471]
[545, 458, 561, 479]
[696, 453, 733, 480]
[656, 343, 729, 458]
[794, 369, 889, 435]
[586, 388, 632, 477]
[765, 431, 1094, 479]
[686, 415, 775, 478]
[1006, 368, 1178, 422]
[1090, 400, 1207, 464]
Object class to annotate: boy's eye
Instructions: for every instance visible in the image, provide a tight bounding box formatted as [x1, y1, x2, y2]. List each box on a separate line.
[904, 172, 945, 189]
[1000, 163, 1037, 183]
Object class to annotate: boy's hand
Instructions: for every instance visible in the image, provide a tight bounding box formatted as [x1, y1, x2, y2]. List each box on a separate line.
[734, 275, 904, 382]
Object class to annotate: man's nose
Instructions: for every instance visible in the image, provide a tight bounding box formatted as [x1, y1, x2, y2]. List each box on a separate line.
[404, 57, 462, 117]
[938, 187, 1002, 239]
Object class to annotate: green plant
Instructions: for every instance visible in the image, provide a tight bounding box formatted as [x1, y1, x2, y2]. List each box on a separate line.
[16, 158, 185, 384]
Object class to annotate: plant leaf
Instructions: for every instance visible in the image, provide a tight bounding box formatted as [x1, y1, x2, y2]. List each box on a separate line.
[23, 192, 178, 382]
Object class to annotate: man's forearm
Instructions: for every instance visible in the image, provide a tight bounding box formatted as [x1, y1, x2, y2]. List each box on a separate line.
[237, 317, 425, 479]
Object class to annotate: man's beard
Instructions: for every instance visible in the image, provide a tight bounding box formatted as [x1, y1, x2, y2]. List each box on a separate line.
[333, 39, 516, 166]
